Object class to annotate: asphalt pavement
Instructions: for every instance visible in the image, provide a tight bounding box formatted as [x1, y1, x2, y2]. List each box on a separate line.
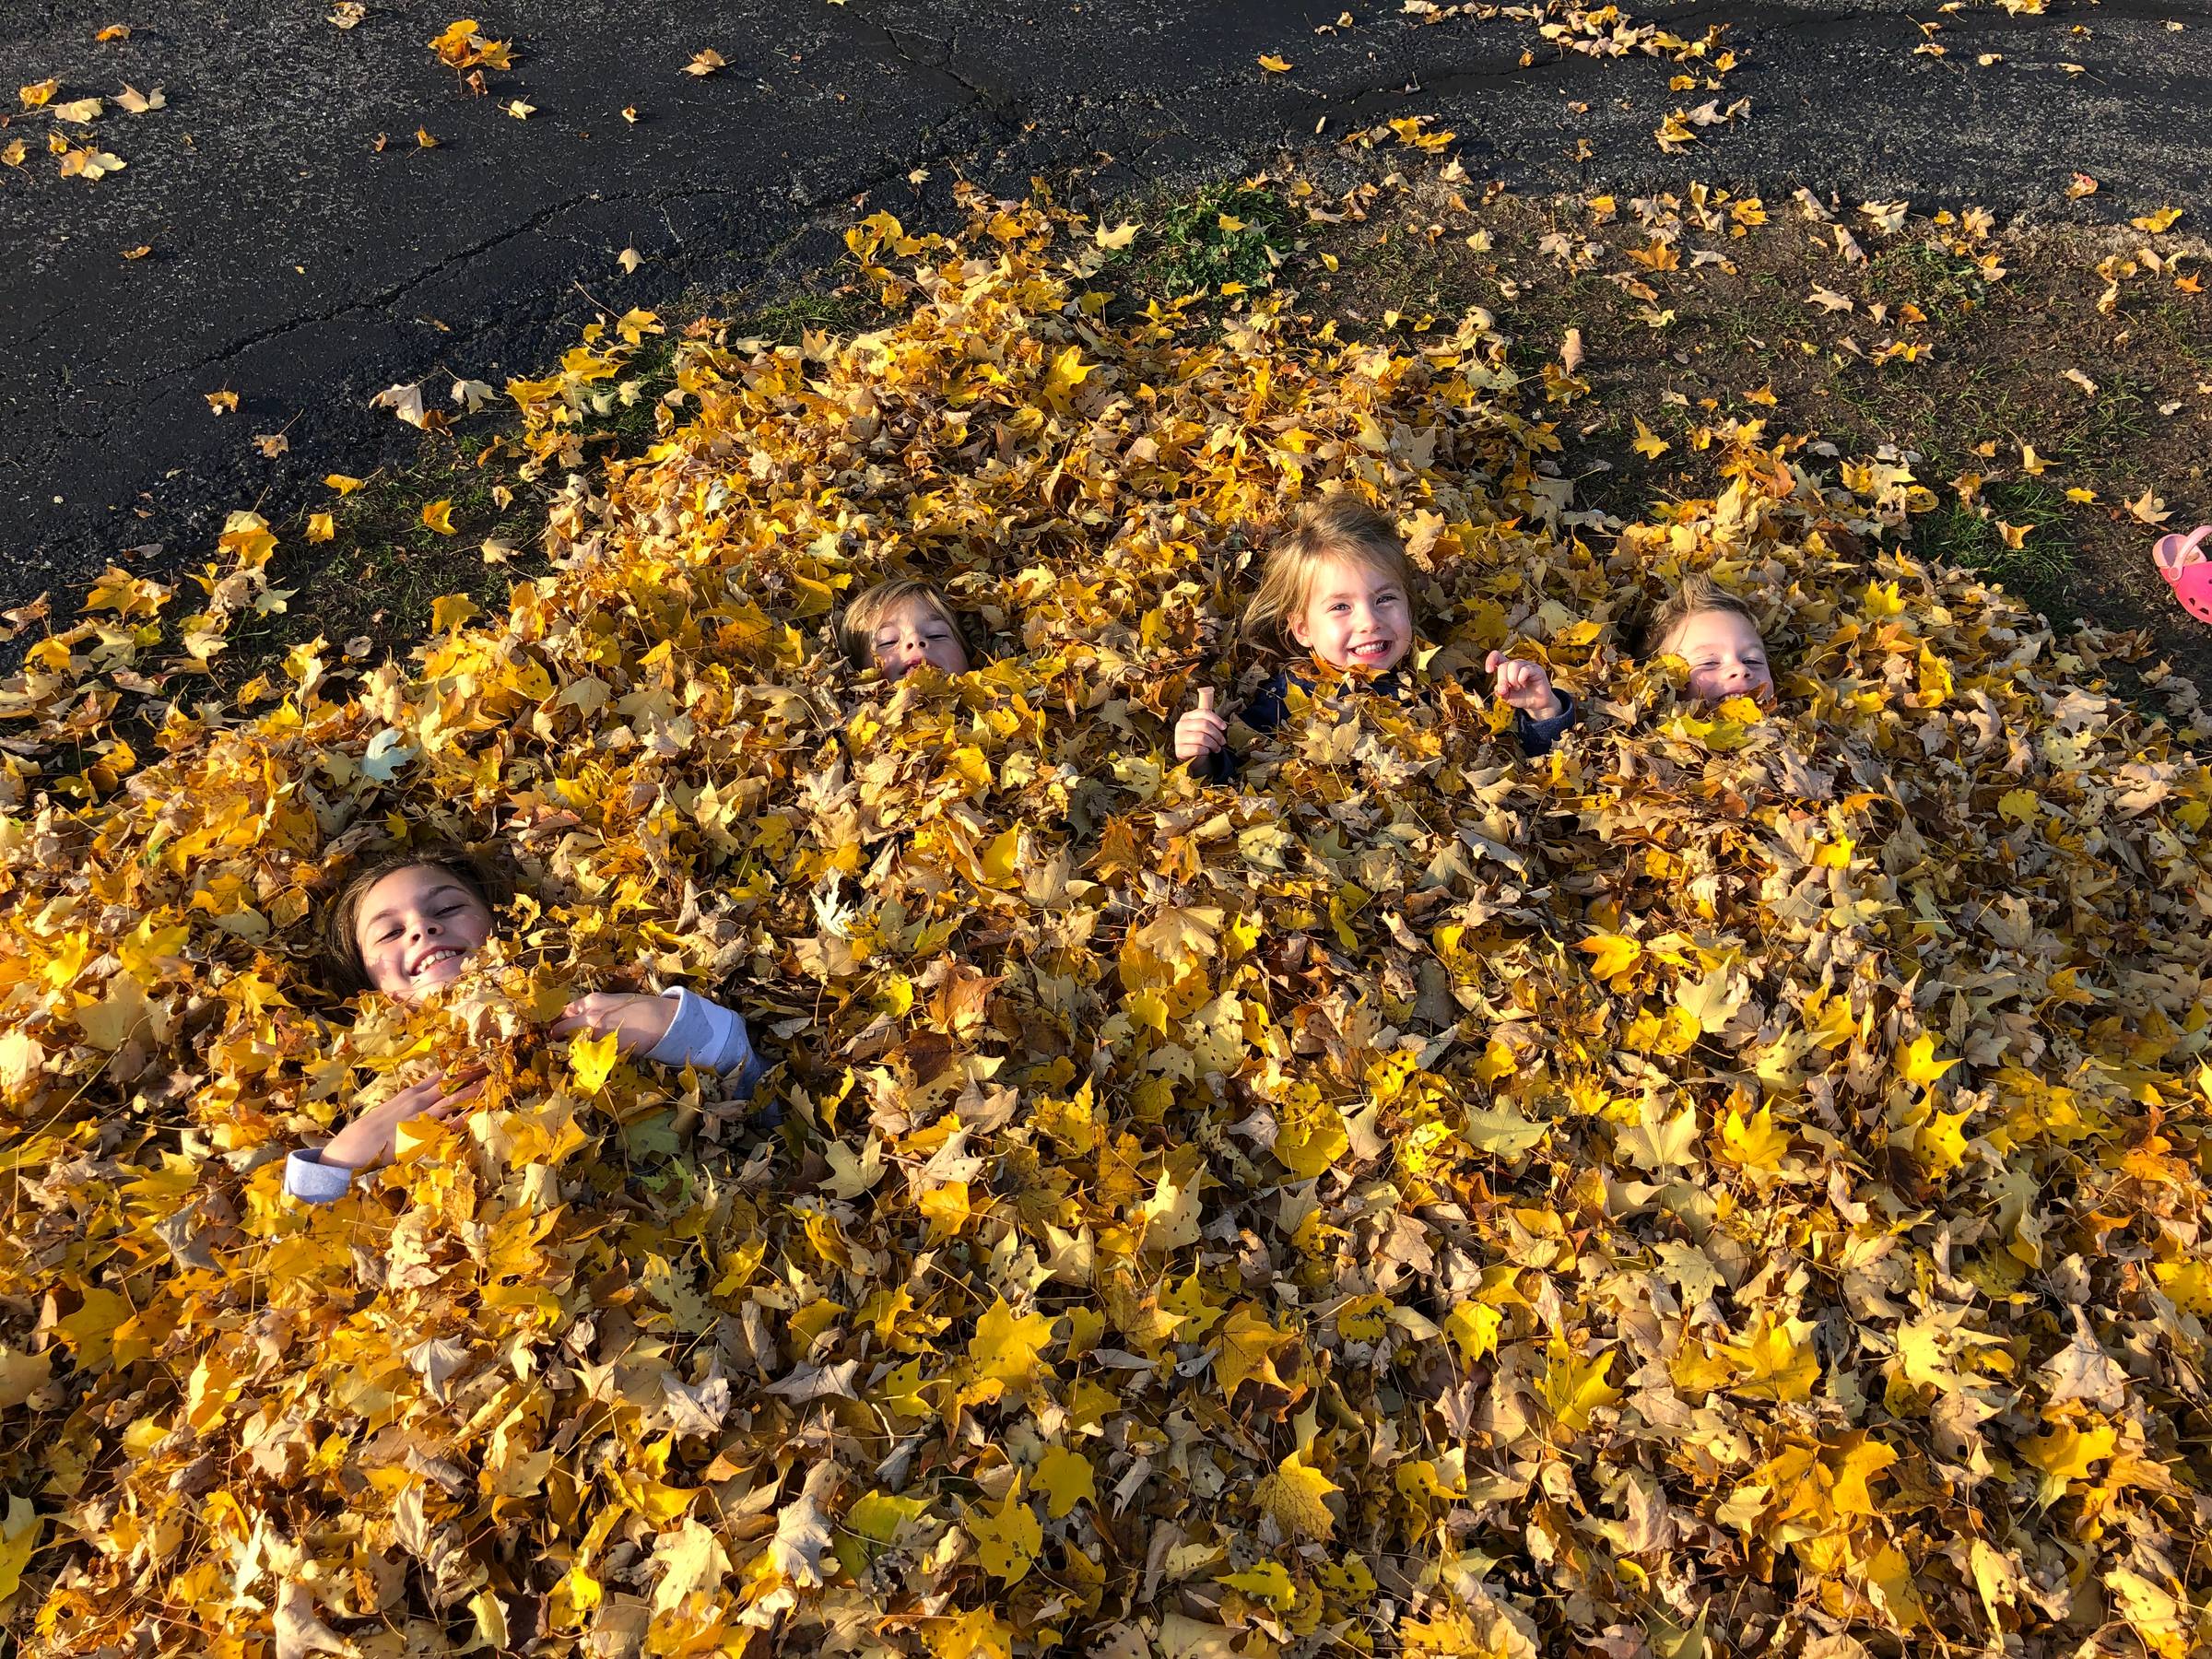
[5, 0, 2209, 609]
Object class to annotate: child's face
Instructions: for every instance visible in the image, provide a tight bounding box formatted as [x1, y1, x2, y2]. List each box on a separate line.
[869, 597, 969, 678]
[1289, 553, 1410, 674]
[354, 865, 495, 1000]
[1663, 608, 1773, 704]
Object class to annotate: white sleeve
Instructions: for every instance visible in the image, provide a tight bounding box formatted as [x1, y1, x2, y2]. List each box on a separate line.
[647, 987, 763, 1092]
[284, 1149, 358, 1205]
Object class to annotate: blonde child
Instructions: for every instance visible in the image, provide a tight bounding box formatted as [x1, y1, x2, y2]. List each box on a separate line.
[1173, 496, 1580, 782]
[838, 578, 972, 679]
[1641, 573, 1773, 703]
[284, 842, 766, 1202]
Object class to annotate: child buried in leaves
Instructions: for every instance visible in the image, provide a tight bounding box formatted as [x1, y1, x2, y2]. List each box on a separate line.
[1172, 496, 1582, 782]
[1172, 499, 1775, 782]
[283, 840, 768, 1202]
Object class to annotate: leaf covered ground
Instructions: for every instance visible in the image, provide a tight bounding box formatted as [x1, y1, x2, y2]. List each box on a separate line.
[2, 181, 2210, 1659]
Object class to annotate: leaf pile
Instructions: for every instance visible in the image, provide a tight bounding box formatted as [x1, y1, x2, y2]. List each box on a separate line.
[3, 188, 2209, 1659]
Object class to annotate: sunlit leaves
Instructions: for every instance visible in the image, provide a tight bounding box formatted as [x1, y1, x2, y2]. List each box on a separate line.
[2, 182, 2208, 1659]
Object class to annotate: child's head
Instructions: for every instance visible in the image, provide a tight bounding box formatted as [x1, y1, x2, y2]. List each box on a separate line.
[1243, 496, 1416, 673]
[321, 844, 500, 999]
[839, 579, 971, 679]
[1647, 575, 1772, 704]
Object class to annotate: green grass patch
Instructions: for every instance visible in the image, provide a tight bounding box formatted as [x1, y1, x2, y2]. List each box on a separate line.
[1135, 180, 1291, 300]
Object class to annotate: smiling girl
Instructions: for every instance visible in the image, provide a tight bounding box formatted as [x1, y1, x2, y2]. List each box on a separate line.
[1644, 574, 1773, 704]
[1174, 496, 1581, 782]
[283, 842, 765, 1201]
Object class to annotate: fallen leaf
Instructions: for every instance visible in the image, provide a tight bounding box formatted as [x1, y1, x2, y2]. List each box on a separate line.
[2125, 487, 2171, 525]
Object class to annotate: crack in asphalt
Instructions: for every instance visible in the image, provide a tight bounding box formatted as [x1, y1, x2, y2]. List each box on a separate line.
[170, 188, 627, 382]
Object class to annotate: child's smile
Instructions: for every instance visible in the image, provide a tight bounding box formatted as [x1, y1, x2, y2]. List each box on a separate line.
[1290, 553, 1410, 675]
[356, 865, 496, 999]
[1665, 608, 1773, 705]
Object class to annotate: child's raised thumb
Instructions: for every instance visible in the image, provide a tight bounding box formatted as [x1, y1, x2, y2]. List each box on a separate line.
[1197, 688, 1216, 714]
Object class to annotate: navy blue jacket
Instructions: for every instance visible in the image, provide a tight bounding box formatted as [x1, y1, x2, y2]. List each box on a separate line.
[1191, 665, 1580, 783]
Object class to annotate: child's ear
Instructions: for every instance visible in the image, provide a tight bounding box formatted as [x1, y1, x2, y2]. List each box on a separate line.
[1288, 612, 1313, 647]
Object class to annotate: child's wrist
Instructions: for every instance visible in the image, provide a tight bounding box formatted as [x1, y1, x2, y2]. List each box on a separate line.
[321, 1121, 378, 1170]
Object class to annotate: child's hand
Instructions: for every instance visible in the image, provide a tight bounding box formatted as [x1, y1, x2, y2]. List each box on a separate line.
[551, 991, 679, 1058]
[1174, 688, 1228, 764]
[1485, 651, 1564, 722]
[322, 1066, 486, 1171]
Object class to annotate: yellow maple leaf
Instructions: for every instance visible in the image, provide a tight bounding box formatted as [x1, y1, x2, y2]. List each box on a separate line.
[1715, 1313, 1818, 1402]
[1257, 53, 1293, 72]
[1273, 1090, 1348, 1178]
[2021, 1419, 2116, 1490]
[1719, 1101, 1792, 1171]
[1914, 1106, 1974, 1175]
[1899, 1033, 1958, 1089]
[1537, 1339, 1621, 1433]
[1253, 1448, 1337, 1539]
[1217, 1559, 1297, 1607]
[925, 1608, 1013, 1659]
[0, 1496, 41, 1606]
[967, 1296, 1054, 1388]
[964, 1478, 1041, 1583]
[1216, 1301, 1292, 1401]
[1035, 1445, 1095, 1519]
[2131, 206, 2183, 234]
[1041, 344, 1096, 407]
[1579, 932, 1642, 981]
[1443, 1300, 1502, 1366]
[568, 1028, 619, 1094]
[422, 500, 456, 535]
